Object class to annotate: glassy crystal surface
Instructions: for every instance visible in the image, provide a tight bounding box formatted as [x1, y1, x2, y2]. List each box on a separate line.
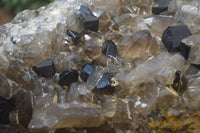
[1, 0, 200, 132]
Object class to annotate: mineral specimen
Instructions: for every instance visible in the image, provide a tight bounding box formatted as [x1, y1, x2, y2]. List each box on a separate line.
[1, 0, 200, 132]
[152, 0, 172, 14]
[102, 40, 117, 58]
[58, 68, 79, 86]
[66, 29, 81, 44]
[82, 14, 99, 32]
[33, 59, 56, 77]
[162, 25, 191, 52]
[78, 5, 99, 32]
[80, 64, 95, 82]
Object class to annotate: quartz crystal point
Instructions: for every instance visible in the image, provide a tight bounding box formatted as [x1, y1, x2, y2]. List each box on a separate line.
[118, 30, 159, 61]
[29, 102, 103, 128]
[162, 25, 191, 52]
[33, 59, 56, 77]
[152, 0, 172, 14]
[1, 0, 200, 132]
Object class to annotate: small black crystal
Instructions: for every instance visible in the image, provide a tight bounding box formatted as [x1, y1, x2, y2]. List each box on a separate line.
[58, 69, 79, 86]
[66, 29, 81, 44]
[83, 14, 99, 32]
[0, 97, 16, 125]
[79, 5, 92, 15]
[33, 59, 56, 77]
[152, 0, 171, 15]
[102, 40, 117, 57]
[96, 73, 115, 92]
[162, 25, 191, 52]
[80, 64, 95, 82]
[77, 5, 99, 32]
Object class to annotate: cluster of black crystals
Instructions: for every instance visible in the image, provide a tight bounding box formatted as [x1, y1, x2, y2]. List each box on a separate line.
[33, 6, 118, 91]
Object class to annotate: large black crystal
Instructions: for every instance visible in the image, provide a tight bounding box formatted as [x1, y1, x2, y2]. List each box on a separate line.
[66, 29, 81, 44]
[33, 59, 56, 77]
[80, 64, 95, 82]
[162, 25, 191, 52]
[58, 69, 79, 86]
[83, 14, 99, 32]
[0, 97, 16, 125]
[152, 0, 171, 15]
[102, 40, 117, 57]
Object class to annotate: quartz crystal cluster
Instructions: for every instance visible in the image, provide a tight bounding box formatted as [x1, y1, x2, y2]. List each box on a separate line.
[1, 0, 200, 132]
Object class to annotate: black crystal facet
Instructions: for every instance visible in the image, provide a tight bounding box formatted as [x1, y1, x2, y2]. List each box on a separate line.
[83, 14, 99, 32]
[162, 25, 191, 52]
[80, 64, 95, 82]
[58, 69, 79, 86]
[102, 40, 117, 57]
[33, 59, 56, 77]
[180, 42, 191, 60]
[79, 5, 92, 15]
[66, 29, 81, 44]
[0, 97, 16, 125]
[152, 0, 171, 14]
[96, 73, 116, 92]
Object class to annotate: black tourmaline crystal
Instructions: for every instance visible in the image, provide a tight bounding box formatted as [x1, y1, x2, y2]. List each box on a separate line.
[80, 64, 95, 82]
[102, 40, 117, 57]
[58, 68, 79, 86]
[78, 5, 99, 32]
[162, 25, 191, 52]
[152, 0, 171, 15]
[67, 29, 81, 44]
[96, 73, 113, 90]
[79, 5, 92, 15]
[0, 97, 16, 125]
[33, 59, 56, 77]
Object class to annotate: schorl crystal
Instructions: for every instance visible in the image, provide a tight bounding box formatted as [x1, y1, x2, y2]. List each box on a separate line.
[78, 5, 99, 32]
[0, 97, 16, 125]
[80, 64, 95, 82]
[33, 59, 56, 77]
[82, 14, 99, 32]
[162, 25, 191, 52]
[79, 5, 92, 15]
[66, 29, 81, 44]
[58, 68, 79, 86]
[152, 0, 171, 15]
[102, 40, 117, 57]
[95, 73, 118, 92]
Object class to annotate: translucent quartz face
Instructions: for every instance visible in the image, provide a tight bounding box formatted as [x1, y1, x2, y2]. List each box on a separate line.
[0, 0, 200, 132]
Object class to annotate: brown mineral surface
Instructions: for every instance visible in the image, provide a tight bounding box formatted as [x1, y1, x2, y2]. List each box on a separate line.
[0, 0, 200, 133]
